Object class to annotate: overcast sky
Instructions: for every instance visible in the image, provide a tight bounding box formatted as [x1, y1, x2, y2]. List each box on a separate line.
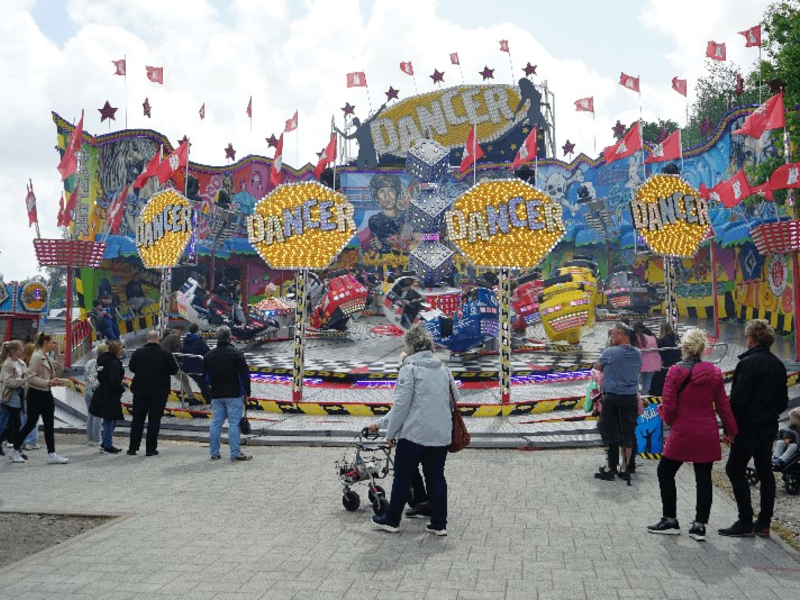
[0, 0, 770, 283]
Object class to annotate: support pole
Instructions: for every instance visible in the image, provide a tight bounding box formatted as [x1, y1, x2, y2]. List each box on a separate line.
[65, 265, 73, 369]
[292, 269, 309, 402]
[710, 240, 719, 341]
[499, 267, 512, 405]
[158, 268, 171, 334]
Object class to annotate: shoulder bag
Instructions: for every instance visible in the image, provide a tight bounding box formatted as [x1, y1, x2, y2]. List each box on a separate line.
[447, 378, 471, 453]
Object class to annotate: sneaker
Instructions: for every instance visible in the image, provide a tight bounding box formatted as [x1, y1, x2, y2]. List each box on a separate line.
[23, 443, 40, 451]
[372, 514, 400, 533]
[594, 468, 617, 481]
[145, 451, 159, 457]
[425, 523, 447, 536]
[47, 452, 69, 465]
[8, 450, 25, 464]
[231, 453, 252, 462]
[20, 452, 28, 460]
[126, 450, 137, 456]
[86, 441, 98, 447]
[647, 518, 681, 535]
[210, 454, 222, 460]
[405, 501, 432, 519]
[753, 518, 771, 538]
[718, 520, 754, 537]
[688, 522, 707, 541]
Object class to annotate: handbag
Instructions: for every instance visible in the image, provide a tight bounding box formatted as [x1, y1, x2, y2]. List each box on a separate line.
[239, 400, 252, 435]
[447, 380, 471, 453]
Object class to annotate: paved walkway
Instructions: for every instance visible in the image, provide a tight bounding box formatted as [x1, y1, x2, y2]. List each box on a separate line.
[1, 440, 799, 600]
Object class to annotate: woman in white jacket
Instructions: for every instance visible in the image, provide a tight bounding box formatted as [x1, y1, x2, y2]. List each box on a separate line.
[370, 325, 456, 536]
[1, 340, 33, 455]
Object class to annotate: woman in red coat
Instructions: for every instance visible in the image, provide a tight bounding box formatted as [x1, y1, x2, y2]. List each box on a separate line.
[647, 328, 737, 541]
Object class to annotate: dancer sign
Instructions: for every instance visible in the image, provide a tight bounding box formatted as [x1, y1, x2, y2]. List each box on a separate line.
[135, 189, 193, 268]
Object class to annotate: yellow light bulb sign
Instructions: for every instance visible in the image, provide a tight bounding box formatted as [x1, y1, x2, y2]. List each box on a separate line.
[446, 179, 565, 268]
[135, 189, 193, 268]
[247, 182, 356, 269]
[631, 174, 709, 257]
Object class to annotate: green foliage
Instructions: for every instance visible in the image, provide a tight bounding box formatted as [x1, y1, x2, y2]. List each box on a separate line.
[641, 120, 680, 146]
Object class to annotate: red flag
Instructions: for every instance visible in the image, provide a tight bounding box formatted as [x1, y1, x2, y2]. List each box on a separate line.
[767, 161, 800, 191]
[57, 111, 84, 181]
[752, 182, 774, 202]
[732, 91, 785, 138]
[108, 185, 128, 235]
[199, 103, 206, 120]
[346, 72, 367, 88]
[112, 59, 126, 76]
[57, 194, 67, 227]
[671, 77, 687, 97]
[574, 97, 594, 113]
[314, 133, 338, 179]
[284, 110, 298, 132]
[708, 169, 752, 208]
[619, 72, 640, 93]
[25, 180, 37, 228]
[512, 126, 538, 169]
[400, 61, 414, 76]
[146, 65, 164, 84]
[603, 123, 642, 164]
[645, 130, 681, 164]
[450, 52, 460, 65]
[133, 151, 161, 189]
[63, 184, 80, 226]
[246, 96, 252, 118]
[739, 25, 761, 48]
[155, 141, 189, 184]
[499, 40, 509, 53]
[459, 125, 484, 174]
[271, 133, 284, 186]
[706, 41, 726, 61]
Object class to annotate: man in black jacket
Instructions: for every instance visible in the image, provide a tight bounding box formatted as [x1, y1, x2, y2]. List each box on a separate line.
[127, 330, 179, 456]
[719, 319, 789, 537]
[202, 326, 252, 462]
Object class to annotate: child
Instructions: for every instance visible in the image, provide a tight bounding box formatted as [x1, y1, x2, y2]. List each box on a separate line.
[772, 408, 800, 469]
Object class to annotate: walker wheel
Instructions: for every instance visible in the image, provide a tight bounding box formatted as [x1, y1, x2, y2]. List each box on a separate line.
[745, 467, 759, 487]
[785, 474, 800, 496]
[368, 485, 386, 503]
[342, 490, 360, 511]
[372, 497, 389, 516]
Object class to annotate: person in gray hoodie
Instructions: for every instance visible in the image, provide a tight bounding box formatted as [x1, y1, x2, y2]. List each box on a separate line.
[370, 325, 455, 536]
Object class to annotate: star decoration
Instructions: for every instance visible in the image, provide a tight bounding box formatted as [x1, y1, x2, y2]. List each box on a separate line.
[341, 102, 355, 116]
[316, 147, 326, 159]
[179, 135, 192, 147]
[767, 78, 785, 93]
[385, 86, 399, 101]
[510, 143, 518, 151]
[225, 143, 236, 161]
[522, 62, 537, 77]
[735, 72, 744, 96]
[98, 101, 118, 122]
[612, 120, 626, 138]
[656, 127, 668, 144]
[142, 98, 151, 118]
[700, 116, 713, 138]
[430, 69, 445, 84]
[479, 66, 495, 81]
[562, 140, 575, 156]
[266, 134, 278, 148]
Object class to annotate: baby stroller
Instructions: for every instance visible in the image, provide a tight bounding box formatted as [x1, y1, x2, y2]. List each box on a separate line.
[746, 453, 800, 496]
[336, 428, 394, 515]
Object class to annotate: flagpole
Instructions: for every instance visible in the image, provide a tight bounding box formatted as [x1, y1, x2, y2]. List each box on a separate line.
[365, 86, 373, 114]
[679, 130, 684, 173]
[506, 49, 515, 83]
[412, 74, 419, 95]
[592, 111, 596, 155]
[124, 53, 128, 129]
[472, 123, 477, 187]
[639, 121, 646, 183]
[331, 117, 337, 190]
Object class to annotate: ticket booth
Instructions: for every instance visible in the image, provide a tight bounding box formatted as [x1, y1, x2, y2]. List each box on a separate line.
[0, 280, 47, 343]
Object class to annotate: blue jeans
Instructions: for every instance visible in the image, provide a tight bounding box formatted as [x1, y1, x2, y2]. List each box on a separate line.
[386, 439, 448, 529]
[640, 371, 655, 395]
[209, 397, 244, 458]
[84, 390, 102, 443]
[0, 406, 8, 443]
[102, 419, 116, 448]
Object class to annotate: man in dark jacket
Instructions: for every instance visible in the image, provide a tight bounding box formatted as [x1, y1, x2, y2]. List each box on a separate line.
[182, 323, 212, 403]
[720, 319, 789, 537]
[202, 325, 252, 462]
[127, 330, 179, 456]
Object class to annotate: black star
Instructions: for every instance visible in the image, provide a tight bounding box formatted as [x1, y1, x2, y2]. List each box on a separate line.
[179, 135, 192, 148]
[479, 66, 495, 81]
[341, 102, 355, 116]
[98, 101, 118, 122]
[522, 62, 537, 77]
[316, 147, 326, 159]
[225, 143, 236, 161]
[266, 134, 278, 148]
[142, 98, 151, 118]
[430, 69, 445, 84]
[612, 120, 626, 138]
[562, 140, 575, 156]
[385, 86, 399, 101]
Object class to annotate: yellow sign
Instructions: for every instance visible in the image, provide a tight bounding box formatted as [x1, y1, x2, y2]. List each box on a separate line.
[247, 182, 356, 269]
[20, 281, 48, 312]
[446, 179, 565, 268]
[631, 174, 709, 257]
[136, 189, 193, 268]
[371, 85, 524, 157]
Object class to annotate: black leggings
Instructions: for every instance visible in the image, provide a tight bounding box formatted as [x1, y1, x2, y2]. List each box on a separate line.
[15, 388, 55, 454]
[1, 406, 21, 445]
[657, 458, 713, 523]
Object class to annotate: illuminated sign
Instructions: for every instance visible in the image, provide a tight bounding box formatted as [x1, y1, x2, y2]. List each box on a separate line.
[136, 189, 193, 268]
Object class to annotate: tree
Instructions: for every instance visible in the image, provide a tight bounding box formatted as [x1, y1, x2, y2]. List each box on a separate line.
[39, 267, 67, 308]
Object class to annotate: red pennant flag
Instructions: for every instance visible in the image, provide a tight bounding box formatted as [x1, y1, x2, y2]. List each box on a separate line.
[708, 169, 752, 208]
[133, 151, 161, 189]
[603, 123, 642, 164]
[512, 126, 539, 169]
[146, 65, 164, 84]
[284, 110, 298, 132]
[767, 161, 800, 191]
[671, 77, 687, 97]
[314, 133, 338, 179]
[706, 41, 726, 61]
[499, 40, 509, 53]
[645, 130, 681, 164]
[400, 61, 414, 76]
[155, 141, 189, 184]
[619, 72, 640, 93]
[57, 111, 84, 181]
[57, 194, 67, 228]
[739, 25, 761, 48]
[732, 91, 785, 139]
[574, 97, 594, 113]
[271, 133, 284, 186]
[108, 185, 128, 235]
[459, 125, 484, 174]
[112, 58, 126, 76]
[25, 180, 38, 228]
[199, 103, 206, 120]
[63, 184, 80, 226]
[752, 182, 775, 202]
[346, 72, 367, 88]
[246, 96, 252, 118]
[450, 52, 460, 65]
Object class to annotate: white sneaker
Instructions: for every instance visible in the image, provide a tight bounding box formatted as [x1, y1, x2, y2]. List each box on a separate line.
[23, 443, 40, 451]
[47, 452, 69, 464]
[8, 450, 25, 463]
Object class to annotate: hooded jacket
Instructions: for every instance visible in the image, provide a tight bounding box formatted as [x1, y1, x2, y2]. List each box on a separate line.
[379, 350, 455, 447]
[730, 345, 788, 431]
